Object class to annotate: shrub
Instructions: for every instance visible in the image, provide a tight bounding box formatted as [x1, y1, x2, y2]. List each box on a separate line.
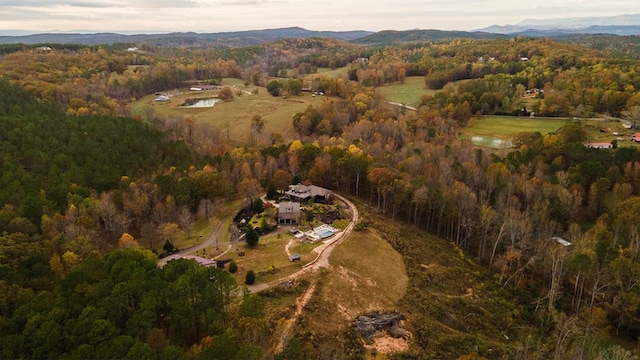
[266, 81, 281, 96]
[354, 220, 369, 231]
[162, 239, 176, 254]
[245, 270, 256, 285]
[218, 87, 234, 101]
[240, 294, 265, 318]
[246, 227, 259, 247]
[229, 261, 238, 273]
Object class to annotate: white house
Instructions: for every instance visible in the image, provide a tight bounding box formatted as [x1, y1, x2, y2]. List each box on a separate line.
[585, 142, 613, 149]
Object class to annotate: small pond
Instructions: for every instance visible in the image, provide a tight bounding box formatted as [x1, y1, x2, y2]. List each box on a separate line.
[470, 135, 513, 149]
[180, 98, 219, 108]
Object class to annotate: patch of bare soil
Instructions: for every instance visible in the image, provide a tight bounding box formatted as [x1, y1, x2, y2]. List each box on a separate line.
[365, 335, 411, 354]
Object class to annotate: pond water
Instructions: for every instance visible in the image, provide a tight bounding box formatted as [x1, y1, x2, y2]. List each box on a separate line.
[180, 98, 219, 108]
[470, 135, 513, 149]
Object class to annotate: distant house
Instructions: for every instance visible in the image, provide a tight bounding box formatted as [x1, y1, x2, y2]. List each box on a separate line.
[36, 46, 52, 52]
[278, 201, 301, 224]
[520, 57, 529, 61]
[154, 95, 170, 102]
[285, 184, 332, 203]
[126, 47, 138, 52]
[586, 142, 613, 149]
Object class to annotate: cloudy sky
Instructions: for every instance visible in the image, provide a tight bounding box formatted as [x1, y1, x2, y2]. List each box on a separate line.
[0, 0, 637, 34]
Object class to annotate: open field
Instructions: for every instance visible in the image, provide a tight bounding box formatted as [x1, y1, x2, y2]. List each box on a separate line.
[377, 76, 436, 107]
[580, 118, 640, 147]
[464, 115, 568, 136]
[229, 232, 300, 284]
[302, 66, 349, 80]
[461, 116, 567, 148]
[134, 79, 324, 145]
[462, 115, 640, 149]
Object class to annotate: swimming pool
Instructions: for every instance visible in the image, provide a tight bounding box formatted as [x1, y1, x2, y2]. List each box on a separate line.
[318, 230, 334, 239]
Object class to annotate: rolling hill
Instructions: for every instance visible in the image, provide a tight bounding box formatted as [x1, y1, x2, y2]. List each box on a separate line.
[0, 27, 373, 46]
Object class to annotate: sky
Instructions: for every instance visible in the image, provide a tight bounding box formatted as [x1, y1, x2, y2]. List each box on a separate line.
[0, 0, 637, 35]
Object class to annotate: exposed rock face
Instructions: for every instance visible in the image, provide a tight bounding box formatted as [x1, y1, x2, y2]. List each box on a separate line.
[353, 312, 406, 341]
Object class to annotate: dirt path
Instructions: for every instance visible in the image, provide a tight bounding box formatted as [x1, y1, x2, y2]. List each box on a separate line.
[274, 280, 317, 354]
[256, 193, 359, 354]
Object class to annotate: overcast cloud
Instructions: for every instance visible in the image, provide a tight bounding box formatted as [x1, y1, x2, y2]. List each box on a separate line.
[0, 0, 637, 34]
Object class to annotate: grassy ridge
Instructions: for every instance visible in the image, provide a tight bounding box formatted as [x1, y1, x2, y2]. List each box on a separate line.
[283, 201, 535, 358]
[361, 207, 533, 358]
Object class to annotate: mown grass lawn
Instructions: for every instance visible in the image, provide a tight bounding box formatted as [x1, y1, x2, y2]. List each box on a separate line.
[377, 76, 436, 107]
[229, 232, 303, 285]
[463, 116, 568, 137]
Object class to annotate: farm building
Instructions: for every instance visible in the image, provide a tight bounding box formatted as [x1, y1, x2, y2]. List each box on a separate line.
[278, 201, 301, 224]
[585, 142, 613, 149]
[154, 95, 170, 102]
[285, 184, 332, 203]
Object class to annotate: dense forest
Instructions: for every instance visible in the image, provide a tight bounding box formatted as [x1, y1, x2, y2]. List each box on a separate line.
[2, 32, 640, 358]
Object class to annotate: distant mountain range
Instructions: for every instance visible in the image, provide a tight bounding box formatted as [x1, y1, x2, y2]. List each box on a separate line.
[478, 13, 640, 36]
[0, 27, 373, 46]
[0, 14, 638, 47]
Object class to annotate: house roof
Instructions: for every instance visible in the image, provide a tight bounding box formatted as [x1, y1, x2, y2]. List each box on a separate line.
[278, 201, 300, 214]
[284, 184, 331, 199]
[586, 142, 612, 147]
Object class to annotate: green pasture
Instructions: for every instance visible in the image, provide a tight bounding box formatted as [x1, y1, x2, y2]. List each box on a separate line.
[462, 115, 639, 149]
[134, 79, 324, 145]
[377, 76, 436, 107]
[464, 116, 568, 137]
[461, 116, 567, 149]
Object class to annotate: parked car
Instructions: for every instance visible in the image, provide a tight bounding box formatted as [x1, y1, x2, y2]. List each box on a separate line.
[290, 254, 301, 262]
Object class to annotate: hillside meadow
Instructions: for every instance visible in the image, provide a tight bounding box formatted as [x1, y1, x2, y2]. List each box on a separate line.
[132, 79, 324, 146]
[281, 203, 538, 359]
[376, 76, 437, 107]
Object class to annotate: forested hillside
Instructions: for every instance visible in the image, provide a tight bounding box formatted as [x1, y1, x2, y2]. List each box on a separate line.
[3, 33, 640, 358]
